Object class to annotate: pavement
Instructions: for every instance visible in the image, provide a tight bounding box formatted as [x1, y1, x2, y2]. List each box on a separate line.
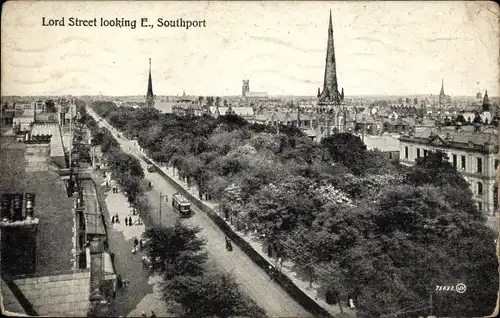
[92, 172, 172, 318]
[87, 107, 313, 317]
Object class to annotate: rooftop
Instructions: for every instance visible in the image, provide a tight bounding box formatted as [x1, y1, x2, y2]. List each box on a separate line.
[361, 134, 401, 152]
[0, 136, 75, 276]
[2, 271, 91, 317]
[401, 125, 498, 153]
[81, 179, 106, 236]
[31, 123, 65, 159]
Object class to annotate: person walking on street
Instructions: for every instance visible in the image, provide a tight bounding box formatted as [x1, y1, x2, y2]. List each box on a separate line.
[125, 217, 129, 226]
[150, 311, 156, 318]
[134, 238, 139, 248]
[128, 216, 133, 226]
[225, 236, 233, 252]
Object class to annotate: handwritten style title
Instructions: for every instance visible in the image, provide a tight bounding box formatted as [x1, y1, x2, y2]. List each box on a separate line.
[41, 17, 207, 30]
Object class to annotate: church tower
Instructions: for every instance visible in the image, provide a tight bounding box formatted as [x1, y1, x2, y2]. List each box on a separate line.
[317, 10, 343, 106]
[315, 10, 345, 138]
[483, 90, 491, 112]
[146, 58, 155, 108]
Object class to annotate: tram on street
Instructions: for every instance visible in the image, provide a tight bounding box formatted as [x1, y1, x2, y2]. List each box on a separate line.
[172, 193, 191, 217]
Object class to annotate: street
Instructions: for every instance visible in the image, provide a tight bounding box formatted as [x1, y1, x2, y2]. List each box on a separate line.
[88, 108, 313, 317]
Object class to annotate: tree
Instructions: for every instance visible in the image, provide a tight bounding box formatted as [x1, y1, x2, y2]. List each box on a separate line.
[45, 100, 56, 113]
[405, 150, 468, 190]
[143, 223, 208, 279]
[321, 133, 368, 175]
[163, 270, 266, 318]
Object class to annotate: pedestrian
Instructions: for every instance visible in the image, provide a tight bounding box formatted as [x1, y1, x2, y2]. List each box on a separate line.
[111, 216, 115, 224]
[349, 298, 355, 309]
[148, 181, 152, 188]
[139, 239, 143, 250]
[225, 237, 232, 251]
[125, 217, 129, 226]
[151, 311, 156, 318]
[134, 238, 139, 248]
[115, 214, 119, 223]
[128, 216, 133, 226]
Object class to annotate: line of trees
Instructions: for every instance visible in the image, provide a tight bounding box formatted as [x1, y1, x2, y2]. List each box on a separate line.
[142, 223, 266, 318]
[90, 101, 498, 317]
[76, 101, 145, 205]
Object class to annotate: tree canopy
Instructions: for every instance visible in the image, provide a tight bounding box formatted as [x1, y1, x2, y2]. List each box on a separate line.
[89, 100, 498, 317]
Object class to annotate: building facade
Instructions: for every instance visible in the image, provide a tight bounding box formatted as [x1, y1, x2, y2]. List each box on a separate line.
[400, 125, 499, 216]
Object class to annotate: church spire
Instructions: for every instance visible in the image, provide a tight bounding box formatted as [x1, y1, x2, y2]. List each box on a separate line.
[439, 78, 446, 107]
[318, 10, 342, 105]
[146, 58, 155, 108]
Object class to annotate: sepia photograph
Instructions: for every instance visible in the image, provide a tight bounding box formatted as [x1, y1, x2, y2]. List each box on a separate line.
[1, 1, 499, 317]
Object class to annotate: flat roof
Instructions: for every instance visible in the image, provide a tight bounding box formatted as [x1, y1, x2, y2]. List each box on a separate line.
[81, 179, 106, 236]
[0, 139, 75, 276]
[31, 123, 65, 158]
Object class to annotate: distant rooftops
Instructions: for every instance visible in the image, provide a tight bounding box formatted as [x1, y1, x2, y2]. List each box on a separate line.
[401, 125, 498, 154]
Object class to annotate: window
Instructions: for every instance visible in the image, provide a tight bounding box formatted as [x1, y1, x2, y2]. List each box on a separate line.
[477, 157, 483, 174]
[477, 182, 483, 196]
[404, 146, 408, 159]
[417, 148, 421, 158]
[452, 154, 457, 168]
[461, 156, 466, 170]
[424, 150, 428, 157]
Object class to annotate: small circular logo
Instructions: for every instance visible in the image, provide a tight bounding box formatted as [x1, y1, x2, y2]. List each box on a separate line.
[456, 283, 467, 294]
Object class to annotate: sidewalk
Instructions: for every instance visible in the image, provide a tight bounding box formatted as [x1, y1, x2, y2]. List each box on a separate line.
[92, 171, 172, 318]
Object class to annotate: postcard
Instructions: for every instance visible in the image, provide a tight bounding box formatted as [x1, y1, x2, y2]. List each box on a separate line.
[1, 1, 499, 318]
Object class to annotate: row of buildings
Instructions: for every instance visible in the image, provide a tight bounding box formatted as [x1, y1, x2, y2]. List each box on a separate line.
[1, 100, 116, 316]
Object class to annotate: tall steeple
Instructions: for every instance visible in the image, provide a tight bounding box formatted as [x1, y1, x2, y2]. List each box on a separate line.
[146, 58, 155, 108]
[318, 10, 342, 105]
[438, 78, 446, 106]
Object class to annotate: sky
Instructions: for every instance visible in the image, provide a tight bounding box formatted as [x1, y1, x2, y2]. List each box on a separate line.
[1, 1, 499, 97]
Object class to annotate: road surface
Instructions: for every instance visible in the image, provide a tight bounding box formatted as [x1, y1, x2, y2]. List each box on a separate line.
[87, 108, 313, 317]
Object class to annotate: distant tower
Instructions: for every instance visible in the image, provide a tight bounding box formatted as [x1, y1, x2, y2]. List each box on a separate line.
[146, 58, 155, 108]
[483, 90, 491, 112]
[438, 78, 446, 106]
[315, 10, 345, 137]
[242, 80, 250, 97]
[317, 10, 343, 106]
